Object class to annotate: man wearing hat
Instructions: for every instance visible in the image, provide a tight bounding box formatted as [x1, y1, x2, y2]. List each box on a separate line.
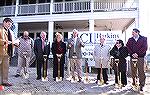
[0, 18, 14, 86]
[126, 28, 147, 91]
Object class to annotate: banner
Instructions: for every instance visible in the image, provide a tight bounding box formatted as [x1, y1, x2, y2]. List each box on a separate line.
[68, 31, 123, 58]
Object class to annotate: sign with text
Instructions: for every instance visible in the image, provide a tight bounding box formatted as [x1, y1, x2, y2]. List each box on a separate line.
[68, 31, 123, 58]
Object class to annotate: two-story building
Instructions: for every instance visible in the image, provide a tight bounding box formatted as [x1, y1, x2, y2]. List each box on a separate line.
[0, 0, 138, 42]
[0, 0, 139, 68]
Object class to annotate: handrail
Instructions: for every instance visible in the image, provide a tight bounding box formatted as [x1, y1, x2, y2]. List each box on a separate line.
[0, 0, 138, 16]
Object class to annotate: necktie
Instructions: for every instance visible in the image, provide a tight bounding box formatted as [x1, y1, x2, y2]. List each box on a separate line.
[8, 30, 12, 41]
[7, 30, 12, 56]
[73, 39, 76, 52]
[42, 40, 45, 51]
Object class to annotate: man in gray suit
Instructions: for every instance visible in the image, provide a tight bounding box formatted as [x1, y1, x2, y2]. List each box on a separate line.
[67, 29, 85, 82]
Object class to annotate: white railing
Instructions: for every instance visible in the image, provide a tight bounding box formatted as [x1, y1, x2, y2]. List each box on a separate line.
[18, 3, 50, 15]
[18, 4, 36, 15]
[53, 1, 90, 13]
[0, 0, 138, 16]
[0, 5, 16, 16]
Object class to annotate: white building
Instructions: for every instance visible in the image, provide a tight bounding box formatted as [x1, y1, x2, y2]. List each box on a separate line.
[0, 0, 140, 71]
[0, 0, 139, 44]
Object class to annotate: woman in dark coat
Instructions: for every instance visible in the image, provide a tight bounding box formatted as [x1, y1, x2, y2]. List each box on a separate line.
[110, 39, 128, 86]
[51, 32, 66, 81]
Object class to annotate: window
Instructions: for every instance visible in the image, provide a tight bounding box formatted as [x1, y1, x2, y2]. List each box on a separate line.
[20, 0, 28, 4]
[29, 0, 36, 4]
[6, 0, 12, 6]
[0, 1, 4, 6]
[54, 0, 63, 2]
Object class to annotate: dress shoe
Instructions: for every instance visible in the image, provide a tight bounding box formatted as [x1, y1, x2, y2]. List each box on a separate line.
[36, 77, 41, 80]
[78, 78, 81, 82]
[104, 82, 109, 85]
[140, 86, 143, 91]
[77, 79, 82, 82]
[15, 74, 21, 77]
[132, 82, 135, 85]
[122, 84, 126, 87]
[53, 78, 56, 81]
[95, 80, 98, 84]
[2, 83, 12, 86]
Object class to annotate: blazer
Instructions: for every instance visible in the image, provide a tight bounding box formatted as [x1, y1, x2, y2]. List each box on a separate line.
[67, 37, 85, 59]
[0, 27, 14, 56]
[34, 38, 50, 58]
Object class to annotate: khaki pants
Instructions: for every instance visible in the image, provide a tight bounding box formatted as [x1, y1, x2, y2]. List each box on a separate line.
[0, 55, 9, 84]
[69, 58, 82, 79]
[16, 56, 30, 75]
[130, 58, 146, 87]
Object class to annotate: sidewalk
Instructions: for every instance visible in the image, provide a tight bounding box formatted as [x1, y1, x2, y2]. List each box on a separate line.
[1, 67, 150, 95]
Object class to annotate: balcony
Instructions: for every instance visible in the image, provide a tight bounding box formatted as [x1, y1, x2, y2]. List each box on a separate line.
[0, 5, 16, 16]
[0, 0, 138, 16]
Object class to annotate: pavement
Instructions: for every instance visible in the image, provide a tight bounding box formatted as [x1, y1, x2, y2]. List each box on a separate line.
[1, 67, 150, 95]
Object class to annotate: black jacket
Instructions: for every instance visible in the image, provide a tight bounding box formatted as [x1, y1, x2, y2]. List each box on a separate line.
[34, 38, 50, 58]
[110, 46, 128, 72]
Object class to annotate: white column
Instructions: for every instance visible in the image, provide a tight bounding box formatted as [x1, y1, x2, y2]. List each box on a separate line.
[134, 0, 139, 29]
[48, 21, 54, 47]
[50, 0, 53, 15]
[11, 23, 18, 57]
[13, 23, 18, 39]
[88, 19, 94, 72]
[90, 0, 94, 13]
[134, 12, 139, 29]
[15, 0, 19, 16]
[89, 19, 94, 32]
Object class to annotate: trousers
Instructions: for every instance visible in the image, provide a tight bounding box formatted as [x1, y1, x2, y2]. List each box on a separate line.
[0, 55, 10, 83]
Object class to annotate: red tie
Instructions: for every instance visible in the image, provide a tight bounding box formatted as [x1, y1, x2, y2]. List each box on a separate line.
[42, 40, 45, 51]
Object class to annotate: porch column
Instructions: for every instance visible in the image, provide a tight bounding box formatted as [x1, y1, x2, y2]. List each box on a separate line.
[15, 0, 19, 16]
[11, 23, 18, 57]
[90, 0, 94, 13]
[135, 0, 139, 28]
[48, 21, 54, 47]
[88, 19, 94, 73]
[89, 19, 94, 33]
[134, 14, 139, 28]
[12, 23, 18, 39]
[50, 0, 54, 15]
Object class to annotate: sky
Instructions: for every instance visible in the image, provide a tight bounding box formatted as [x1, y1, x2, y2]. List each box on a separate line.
[139, 0, 150, 51]
[126, 0, 150, 52]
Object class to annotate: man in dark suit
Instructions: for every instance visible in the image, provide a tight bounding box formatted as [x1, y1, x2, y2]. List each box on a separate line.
[126, 28, 147, 91]
[34, 31, 50, 80]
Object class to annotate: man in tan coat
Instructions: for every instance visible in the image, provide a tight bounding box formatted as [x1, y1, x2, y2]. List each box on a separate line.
[0, 18, 14, 86]
[93, 37, 111, 84]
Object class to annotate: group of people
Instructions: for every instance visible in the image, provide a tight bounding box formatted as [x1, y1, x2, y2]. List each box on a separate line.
[93, 28, 147, 91]
[0, 18, 148, 92]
